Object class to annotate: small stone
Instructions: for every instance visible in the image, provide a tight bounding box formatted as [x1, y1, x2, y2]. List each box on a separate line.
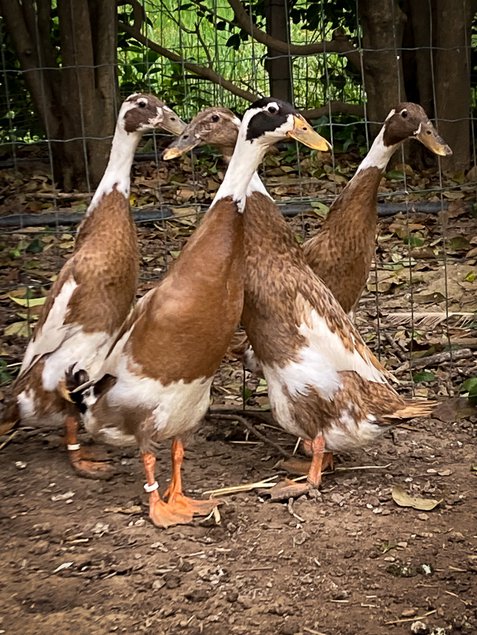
[15, 461, 27, 470]
[30, 540, 49, 555]
[185, 588, 209, 602]
[401, 608, 418, 618]
[152, 579, 165, 590]
[417, 513, 429, 521]
[164, 573, 181, 589]
[226, 590, 238, 603]
[280, 619, 300, 635]
[179, 561, 194, 572]
[410, 620, 428, 634]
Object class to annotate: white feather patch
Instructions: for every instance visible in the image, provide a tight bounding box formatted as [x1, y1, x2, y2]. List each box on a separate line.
[41, 329, 114, 392]
[84, 353, 213, 445]
[323, 416, 384, 452]
[355, 124, 397, 174]
[19, 277, 78, 376]
[299, 308, 386, 385]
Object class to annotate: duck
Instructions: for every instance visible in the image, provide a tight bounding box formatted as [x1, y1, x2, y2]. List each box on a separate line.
[164, 102, 452, 315]
[66, 97, 329, 527]
[302, 102, 452, 314]
[166, 101, 436, 500]
[0, 93, 185, 479]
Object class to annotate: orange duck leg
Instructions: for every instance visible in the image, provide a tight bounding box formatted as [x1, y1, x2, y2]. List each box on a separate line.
[143, 440, 220, 529]
[280, 438, 334, 477]
[269, 435, 332, 501]
[65, 415, 113, 479]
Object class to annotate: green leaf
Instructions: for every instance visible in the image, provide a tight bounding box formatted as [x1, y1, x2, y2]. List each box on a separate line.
[413, 371, 436, 383]
[4, 321, 31, 337]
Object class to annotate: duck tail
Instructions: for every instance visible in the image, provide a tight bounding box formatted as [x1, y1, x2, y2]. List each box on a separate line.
[386, 398, 436, 421]
[57, 366, 91, 413]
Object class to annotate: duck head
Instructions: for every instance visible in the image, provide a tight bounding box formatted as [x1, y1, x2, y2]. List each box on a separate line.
[242, 97, 331, 151]
[382, 103, 452, 156]
[121, 93, 186, 136]
[163, 107, 241, 159]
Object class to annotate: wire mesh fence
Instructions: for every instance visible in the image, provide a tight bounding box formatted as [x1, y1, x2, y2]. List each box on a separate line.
[0, 0, 476, 404]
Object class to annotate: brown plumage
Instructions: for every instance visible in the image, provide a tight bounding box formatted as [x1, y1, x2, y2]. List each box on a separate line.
[164, 104, 436, 499]
[74, 97, 329, 527]
[242, 190, 435, 499]
[1, 94, 185, 477]
[303, 102, 452, 313]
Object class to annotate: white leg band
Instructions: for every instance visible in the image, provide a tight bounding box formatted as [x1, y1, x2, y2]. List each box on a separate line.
[144, 481, 159, 493]
[67, 443, 81, 451]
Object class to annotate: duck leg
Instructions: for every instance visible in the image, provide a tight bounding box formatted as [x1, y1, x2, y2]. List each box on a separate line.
[142, 442, 220, 529]
[280, 438, 334, 476]
[65, 415, 113, 480]
[163, 438, 221, 518]
[268, 435, 329, 501]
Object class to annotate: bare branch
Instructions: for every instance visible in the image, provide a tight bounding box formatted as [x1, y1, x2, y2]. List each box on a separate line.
[119, 20, 259, 103]
[227, 0, 361, 70]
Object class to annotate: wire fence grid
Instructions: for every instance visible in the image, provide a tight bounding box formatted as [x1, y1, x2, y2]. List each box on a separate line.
[0, 0, 476, 402]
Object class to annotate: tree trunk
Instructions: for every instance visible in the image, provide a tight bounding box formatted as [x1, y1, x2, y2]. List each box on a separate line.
[264, 0, 292, 102]
[357, 0, 407, 135]
[433, 0, 473, 173]
[0, 0, 118, 190]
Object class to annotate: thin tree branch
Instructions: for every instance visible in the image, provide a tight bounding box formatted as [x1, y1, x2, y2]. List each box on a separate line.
[227, 0, 361, 70]
[119, 20, 259, 102]
[303, 101, 364, 120]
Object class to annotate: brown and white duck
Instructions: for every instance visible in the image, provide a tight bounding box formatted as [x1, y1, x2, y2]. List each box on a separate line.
[303, 102, 452, 314]
[1, 93, 185, 478]
[69, 98, 329, 527]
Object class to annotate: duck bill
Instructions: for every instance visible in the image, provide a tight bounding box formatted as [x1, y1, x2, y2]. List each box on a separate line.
[162, 135, 200, 160]
[415, 121, 452, 156]
[287, 114, 331, 151]
[160, 109, 187, 136]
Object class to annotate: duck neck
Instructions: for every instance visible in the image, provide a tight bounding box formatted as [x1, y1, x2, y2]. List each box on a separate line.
[213, 131, 268, 212]
[86, 125, 142, 216]
[354, 125, 399, 176]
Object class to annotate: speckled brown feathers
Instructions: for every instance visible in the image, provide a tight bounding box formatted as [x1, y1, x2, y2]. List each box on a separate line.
[40, 188, 138, 337]
[302, 169, 380, 313]
[243, 191, 433, 445]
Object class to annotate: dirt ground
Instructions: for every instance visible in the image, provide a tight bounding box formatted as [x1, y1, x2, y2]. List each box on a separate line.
[0, 399, 476, 635]
[1, 155, 476, 635]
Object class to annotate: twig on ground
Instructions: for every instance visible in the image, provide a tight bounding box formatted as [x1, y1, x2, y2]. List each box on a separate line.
[384, 609, 437, 625]
[0, 429, 18, 451]
[207, 411, 291, 459]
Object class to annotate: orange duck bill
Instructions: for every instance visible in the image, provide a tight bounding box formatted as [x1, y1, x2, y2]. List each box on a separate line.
[286, 114, 332, 151]
[415, 120, 452, 156]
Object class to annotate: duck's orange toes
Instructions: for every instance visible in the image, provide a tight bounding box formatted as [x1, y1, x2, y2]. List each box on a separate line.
[148, 493, 220, 528]
[65, 415, 114, 480]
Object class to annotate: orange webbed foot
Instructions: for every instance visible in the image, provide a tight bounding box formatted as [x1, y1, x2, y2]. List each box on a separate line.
[149, 493, 221, 528]
[280, 451, 335, 476]
[69, 453, 114, 480]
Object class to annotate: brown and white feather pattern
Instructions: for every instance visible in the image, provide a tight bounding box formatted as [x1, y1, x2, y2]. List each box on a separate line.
[243, 191, 434, 451]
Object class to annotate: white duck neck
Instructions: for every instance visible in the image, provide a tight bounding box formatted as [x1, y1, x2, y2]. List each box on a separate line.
[213, 126, 269, 213]
[355, 125, 399, 175]
[86, 124, 142, 215]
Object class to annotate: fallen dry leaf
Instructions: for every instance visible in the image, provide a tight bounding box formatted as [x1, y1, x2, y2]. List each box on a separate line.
[392, 485, 442, 511]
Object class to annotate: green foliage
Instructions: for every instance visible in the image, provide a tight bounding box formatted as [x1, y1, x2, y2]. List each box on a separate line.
[460, 377, 477, 406]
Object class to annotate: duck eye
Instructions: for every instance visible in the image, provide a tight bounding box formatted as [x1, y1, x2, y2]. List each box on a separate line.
[267, 105, 278, 114]
[138, 100, 147, 108]
[401, 110, 408, 118]
[211, 114, 220, 122]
